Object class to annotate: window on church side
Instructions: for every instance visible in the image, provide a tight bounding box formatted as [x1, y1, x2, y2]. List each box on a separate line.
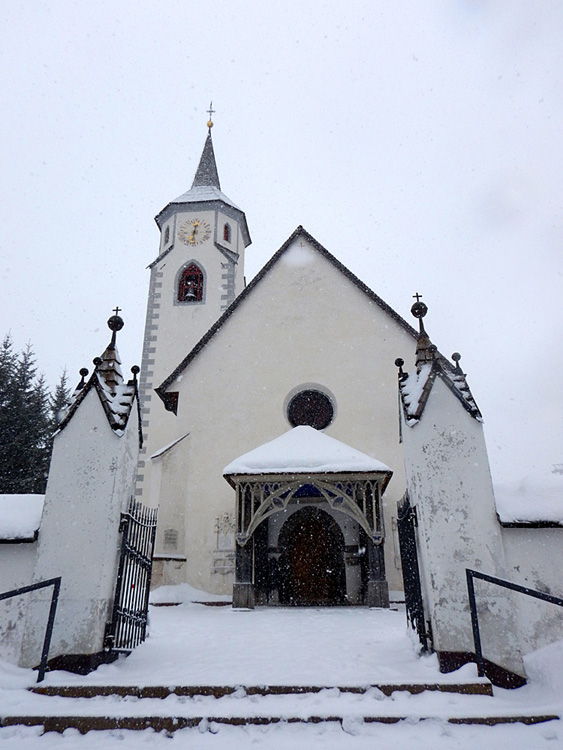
[164, 391, 179, 414]
[164, 226, 170, 244]
[178, 263, 204, 303]
[223, 223, 231, 243]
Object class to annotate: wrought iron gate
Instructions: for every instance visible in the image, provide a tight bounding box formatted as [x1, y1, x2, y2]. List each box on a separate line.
[397, 492, 429, 651]
[105, 499, 158, 653]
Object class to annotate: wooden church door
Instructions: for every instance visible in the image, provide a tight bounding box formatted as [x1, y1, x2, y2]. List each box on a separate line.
[279, 507, 346, 606]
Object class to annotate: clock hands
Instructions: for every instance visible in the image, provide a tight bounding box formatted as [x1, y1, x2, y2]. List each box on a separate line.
[179, 218, 209, 246]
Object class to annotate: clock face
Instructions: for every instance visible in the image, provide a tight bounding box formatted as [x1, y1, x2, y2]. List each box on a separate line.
[178, 218, 211, 246]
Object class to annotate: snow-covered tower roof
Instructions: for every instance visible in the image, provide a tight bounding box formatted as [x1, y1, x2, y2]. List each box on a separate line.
[154, 122, 251, 246]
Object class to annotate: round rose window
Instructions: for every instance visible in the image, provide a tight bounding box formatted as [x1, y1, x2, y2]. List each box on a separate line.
[287, 389, 334, 430]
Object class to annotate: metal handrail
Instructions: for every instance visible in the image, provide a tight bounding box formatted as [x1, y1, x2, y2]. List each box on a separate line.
[0, 577, 61, 682]
[466, 568, 563, 678]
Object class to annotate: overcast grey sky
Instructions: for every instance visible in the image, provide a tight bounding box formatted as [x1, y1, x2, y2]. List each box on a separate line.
[1, 1, 562, 484]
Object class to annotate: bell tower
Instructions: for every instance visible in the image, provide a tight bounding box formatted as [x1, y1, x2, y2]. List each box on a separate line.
[136, 115, 251, 504]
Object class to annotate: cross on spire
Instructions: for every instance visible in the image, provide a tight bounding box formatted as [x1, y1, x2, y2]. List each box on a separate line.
[413, 292, 423, 303]
[113, 306, 121, 317]
[207, 101, 215, 130]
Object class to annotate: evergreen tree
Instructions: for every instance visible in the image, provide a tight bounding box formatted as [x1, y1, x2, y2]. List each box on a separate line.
[47, 370, 71, 456]
[0, 335, 53, 494]
[50, 370, 71, 428]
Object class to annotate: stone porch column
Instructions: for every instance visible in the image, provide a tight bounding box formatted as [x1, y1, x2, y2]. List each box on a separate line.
[366, 538, 389, 608]
[233, 540, 255, 609]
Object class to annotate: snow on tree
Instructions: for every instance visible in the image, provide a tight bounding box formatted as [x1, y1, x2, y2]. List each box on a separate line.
[0, 334, 56, 494]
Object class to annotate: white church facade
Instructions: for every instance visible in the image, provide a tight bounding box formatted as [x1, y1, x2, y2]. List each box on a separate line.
[135, 126, 428, 606]
[1, 121, 562, 687]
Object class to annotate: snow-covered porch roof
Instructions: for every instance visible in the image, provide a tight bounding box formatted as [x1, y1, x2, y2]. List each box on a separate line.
[223, 426, 392, 484]
[223, 427, 393, 546]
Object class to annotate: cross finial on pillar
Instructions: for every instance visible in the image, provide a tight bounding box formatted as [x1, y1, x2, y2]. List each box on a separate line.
[413, 292, 423, 303]
[113, 306, 121, 317]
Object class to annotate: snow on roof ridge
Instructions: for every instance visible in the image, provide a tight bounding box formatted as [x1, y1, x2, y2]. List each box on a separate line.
[223, 425, 392, 476]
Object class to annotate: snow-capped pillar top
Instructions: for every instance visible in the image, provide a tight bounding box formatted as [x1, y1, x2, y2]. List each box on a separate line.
[191, 129, 221, 190]
[396, 297, 483, 422]
[96, 309, 125, 394]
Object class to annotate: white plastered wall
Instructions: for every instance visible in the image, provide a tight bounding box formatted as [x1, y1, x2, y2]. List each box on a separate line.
[19, 389, 139, 666]
[501, 527, 563, 656]
[152, 237, 417, 595]
[0, 542, 37, 663]
[401, 374, 524, 677]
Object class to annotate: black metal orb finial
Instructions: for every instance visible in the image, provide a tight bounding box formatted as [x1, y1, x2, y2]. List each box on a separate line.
[452, 352, 462, 372]
[131, 365, 140, 381]
[79, 367, 89, 378]
[93, 357, 102, 368]
[395, 357, 406, 379]
[411, 292, 428, 320]
[107, 307, 124, 333]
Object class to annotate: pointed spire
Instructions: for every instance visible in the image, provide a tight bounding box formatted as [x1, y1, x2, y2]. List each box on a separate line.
[191, 130, 221, 190]
[97, 309, 125, 393]
[411, 294, 436, 372]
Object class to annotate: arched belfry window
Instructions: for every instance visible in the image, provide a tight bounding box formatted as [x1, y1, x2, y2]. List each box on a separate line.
[223, 223, 231, 243]
[177, 263, 204, 303]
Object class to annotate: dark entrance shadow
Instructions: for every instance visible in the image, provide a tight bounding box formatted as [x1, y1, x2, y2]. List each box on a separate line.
[278, 507, 346, 606]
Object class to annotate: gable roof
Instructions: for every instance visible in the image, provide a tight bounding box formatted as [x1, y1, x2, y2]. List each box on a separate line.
[57, 331, 143, 446]
[398, 337, 482, 424]
[156, 226, 418, 407]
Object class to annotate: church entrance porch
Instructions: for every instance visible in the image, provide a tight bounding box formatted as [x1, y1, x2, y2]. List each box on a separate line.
[223, 425, 394, 611]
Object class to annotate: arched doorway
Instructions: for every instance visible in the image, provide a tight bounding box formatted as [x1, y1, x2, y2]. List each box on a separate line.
[278, 507, 346, 606]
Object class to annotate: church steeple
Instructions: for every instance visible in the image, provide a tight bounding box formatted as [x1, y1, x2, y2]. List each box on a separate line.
[191, 131, 221, 190]
[137, 114, 251, 504]
[154, 120, 250, 245]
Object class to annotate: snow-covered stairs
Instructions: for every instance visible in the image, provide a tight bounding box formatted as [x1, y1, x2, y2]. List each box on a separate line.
[1, 680, 559, 734]
[2, 603, 562, 736]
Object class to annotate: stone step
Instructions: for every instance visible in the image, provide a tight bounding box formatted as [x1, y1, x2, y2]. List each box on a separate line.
[30, 681, 493, 700]
[5, 681, 557, 734]
[2, 713, 558, 734]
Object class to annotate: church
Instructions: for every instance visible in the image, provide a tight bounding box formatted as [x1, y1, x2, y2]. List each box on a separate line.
[2, 117, 562, 687]
[135, 119, 492, 613]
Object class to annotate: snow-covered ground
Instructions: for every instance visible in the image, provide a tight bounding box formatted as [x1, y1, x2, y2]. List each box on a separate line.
[1, 585, 562, 748]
